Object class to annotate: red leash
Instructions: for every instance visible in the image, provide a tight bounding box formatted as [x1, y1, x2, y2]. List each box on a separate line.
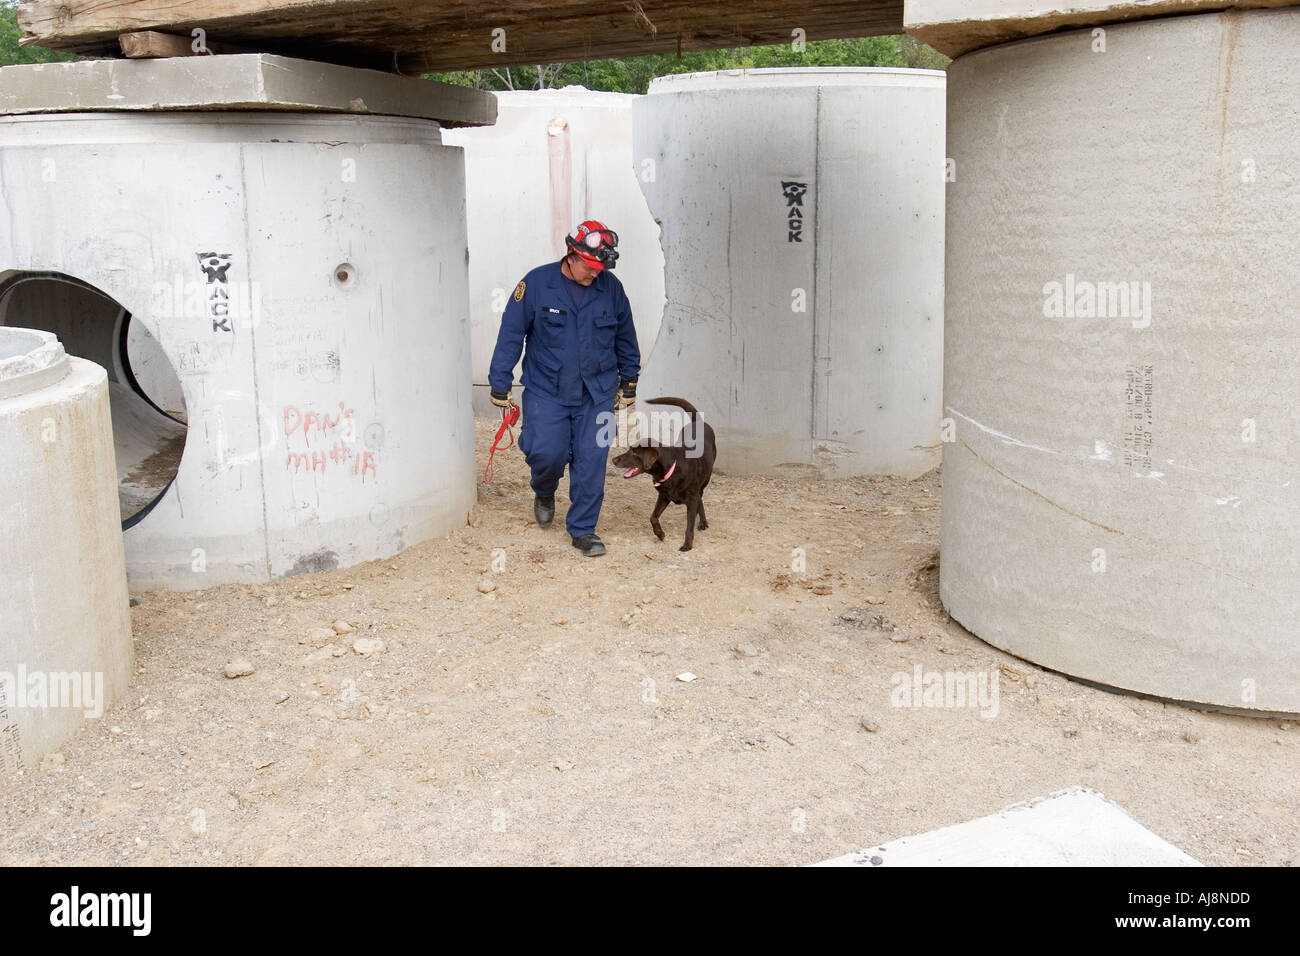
[484, 403, 521, 483]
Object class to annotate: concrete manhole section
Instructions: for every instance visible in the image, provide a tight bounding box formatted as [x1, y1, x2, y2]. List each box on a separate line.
[940, 8, 1300, 714]
[0, 325, 133, 773]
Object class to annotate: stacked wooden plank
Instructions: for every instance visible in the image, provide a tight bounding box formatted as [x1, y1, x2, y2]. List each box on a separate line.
[19, 0, 905, 74]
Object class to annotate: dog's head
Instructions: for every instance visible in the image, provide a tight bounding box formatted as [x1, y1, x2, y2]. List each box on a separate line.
[612, 445, 660, 479]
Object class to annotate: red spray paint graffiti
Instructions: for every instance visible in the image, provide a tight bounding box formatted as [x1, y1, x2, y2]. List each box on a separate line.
[282, 401, 377, 482]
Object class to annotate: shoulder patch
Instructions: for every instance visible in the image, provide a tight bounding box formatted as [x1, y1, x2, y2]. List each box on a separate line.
[513, 281, 526, 302]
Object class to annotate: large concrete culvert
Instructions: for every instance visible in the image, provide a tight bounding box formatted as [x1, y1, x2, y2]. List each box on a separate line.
[0, 327, 133, 772]
[0, 272, 187, 527]
[632, 68, 947, 478]
[0, 55, 496, 590]
[941, 8, 1300, 714]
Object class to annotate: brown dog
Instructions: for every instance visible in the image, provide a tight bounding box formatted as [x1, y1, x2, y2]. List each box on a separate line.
[612, 397, 716, 551]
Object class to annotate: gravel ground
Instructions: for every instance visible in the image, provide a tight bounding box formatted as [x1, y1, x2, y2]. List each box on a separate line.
[1, 419, 1295, 866]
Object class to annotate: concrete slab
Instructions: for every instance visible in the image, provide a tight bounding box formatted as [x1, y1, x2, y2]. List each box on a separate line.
[903, 0, 1299, 56]
[0, 54, 496, 127]
[815, 788, 1201, 866]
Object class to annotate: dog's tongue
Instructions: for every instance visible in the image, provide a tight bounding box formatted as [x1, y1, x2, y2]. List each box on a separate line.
[623, 466, 640, 479]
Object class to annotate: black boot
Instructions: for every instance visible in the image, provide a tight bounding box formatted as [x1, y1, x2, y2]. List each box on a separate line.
[571, 534, 606, 557]
[534, 495, 555, 527]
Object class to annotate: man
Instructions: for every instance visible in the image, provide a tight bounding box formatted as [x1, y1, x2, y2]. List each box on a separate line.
[488, 220, 640, 557]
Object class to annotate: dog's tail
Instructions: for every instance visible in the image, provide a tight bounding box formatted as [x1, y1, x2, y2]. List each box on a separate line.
[646, 396, 699, 419]
[644, 397, 706, 452]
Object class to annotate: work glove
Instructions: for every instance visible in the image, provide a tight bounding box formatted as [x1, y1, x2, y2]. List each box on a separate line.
[490, 389, 514, 408]
[615, 380, 636, 409]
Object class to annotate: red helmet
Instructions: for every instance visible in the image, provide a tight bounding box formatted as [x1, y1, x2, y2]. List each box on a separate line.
[565, 220, 619, 270]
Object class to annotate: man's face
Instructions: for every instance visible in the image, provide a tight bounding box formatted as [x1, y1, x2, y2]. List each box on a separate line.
[567, 254, 602, 285]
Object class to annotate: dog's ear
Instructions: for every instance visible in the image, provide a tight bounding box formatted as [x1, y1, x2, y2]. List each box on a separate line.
[638, 446, 660, 468]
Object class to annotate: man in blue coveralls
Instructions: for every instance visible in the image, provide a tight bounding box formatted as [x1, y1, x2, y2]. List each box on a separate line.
[488, 220, 640, 557]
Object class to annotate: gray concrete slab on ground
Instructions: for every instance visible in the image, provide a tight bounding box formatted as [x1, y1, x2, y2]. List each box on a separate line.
[0, 54, 496, 127]
[815, 787, 1201, 866]
[903, 0, 1300, 56]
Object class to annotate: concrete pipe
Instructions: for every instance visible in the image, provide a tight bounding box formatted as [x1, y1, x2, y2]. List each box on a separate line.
[443, 88, 665, 415]
[0, 328, 132, 773]
[0, 110, 476, 589]
[941, 8, 1300, 713]
[633, 68, 947, 477]
[0, 275, 188, 525]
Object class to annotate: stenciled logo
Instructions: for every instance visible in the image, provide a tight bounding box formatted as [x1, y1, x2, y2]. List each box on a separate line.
[782, 181, 809, 243]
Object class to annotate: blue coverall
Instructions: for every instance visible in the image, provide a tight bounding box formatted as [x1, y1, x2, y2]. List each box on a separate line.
[488, 260, 641, 538]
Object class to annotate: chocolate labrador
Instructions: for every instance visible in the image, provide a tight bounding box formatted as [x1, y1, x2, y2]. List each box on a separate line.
[612, 397, 716, 551]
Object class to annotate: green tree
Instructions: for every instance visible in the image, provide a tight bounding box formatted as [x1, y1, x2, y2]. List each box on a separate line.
[428, 36, 948, 93]
[1, 1, 76, 64]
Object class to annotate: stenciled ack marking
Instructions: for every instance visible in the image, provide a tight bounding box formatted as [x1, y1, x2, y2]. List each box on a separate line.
[197, 252, 234, 333]
[782, 180, 809, 243]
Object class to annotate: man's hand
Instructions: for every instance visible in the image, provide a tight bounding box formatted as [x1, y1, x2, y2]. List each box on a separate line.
[616, 380, 636, 409]
[490, 389, 514, 408]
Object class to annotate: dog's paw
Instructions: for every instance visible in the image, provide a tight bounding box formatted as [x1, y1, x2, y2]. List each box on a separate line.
[652, 524, 665, 541]
[678, 542, 693, 552]
[697, 520, 708, 531]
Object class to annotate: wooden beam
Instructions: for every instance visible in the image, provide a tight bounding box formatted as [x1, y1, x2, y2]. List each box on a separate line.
[119, 30, 257, 58]
[18, 1, 906, 75]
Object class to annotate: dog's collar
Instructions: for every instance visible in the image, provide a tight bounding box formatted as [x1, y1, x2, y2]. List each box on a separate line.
[653, 460, 677, 487]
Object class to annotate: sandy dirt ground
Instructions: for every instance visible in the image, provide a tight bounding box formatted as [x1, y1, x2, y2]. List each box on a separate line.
[2, 418, 1296, 866]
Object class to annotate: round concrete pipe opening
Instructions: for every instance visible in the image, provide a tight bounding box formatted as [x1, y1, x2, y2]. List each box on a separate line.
[0, 272, 187, 526]
[0, 326, 68, 399]
[0, 326, 49, 361]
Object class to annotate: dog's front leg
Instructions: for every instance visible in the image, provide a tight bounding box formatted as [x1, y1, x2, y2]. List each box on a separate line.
[680, 497, 699, 552]
[650, 490, 670, 541]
